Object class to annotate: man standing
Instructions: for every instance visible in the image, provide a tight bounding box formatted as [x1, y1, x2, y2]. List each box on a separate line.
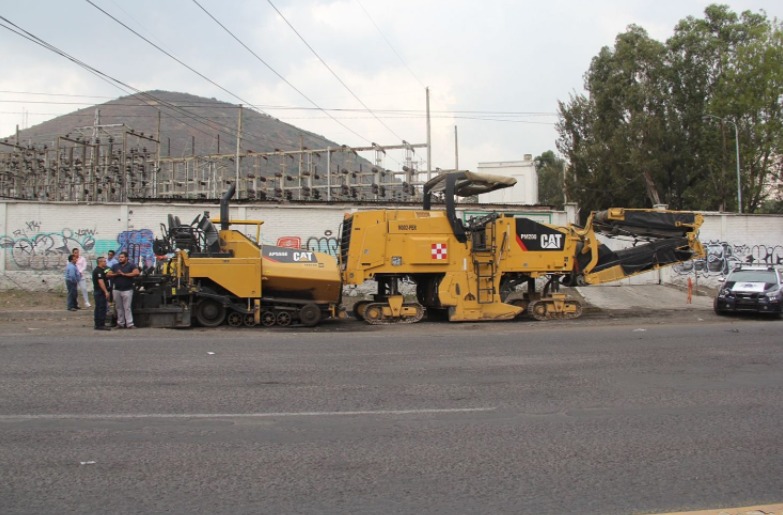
[106, 250, 118, 268]
[64, 254, 80, 311]
[72, 248, 91, 308]
[108, 251, 140, 329]
[104, 249, 118, 323]
[92, 256, 111, 331]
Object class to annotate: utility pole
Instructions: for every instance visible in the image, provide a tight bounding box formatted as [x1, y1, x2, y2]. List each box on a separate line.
[426, 87, 432, 182]
[704, 115, 742, 213]
[236, 104, 242, 197]
[454, 125, 459, 172]
[326, 146, 331, 202]
[155, 109, 161, 198]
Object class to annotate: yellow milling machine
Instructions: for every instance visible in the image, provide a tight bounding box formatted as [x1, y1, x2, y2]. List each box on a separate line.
[339, 171, 705, 324]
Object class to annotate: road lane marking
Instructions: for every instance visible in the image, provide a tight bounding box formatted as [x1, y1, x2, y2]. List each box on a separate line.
[0, 407, 496, 421]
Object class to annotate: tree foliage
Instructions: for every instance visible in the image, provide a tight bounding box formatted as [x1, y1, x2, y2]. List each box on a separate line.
[535, 151, 566, 209]
[557, 5, 783, 214]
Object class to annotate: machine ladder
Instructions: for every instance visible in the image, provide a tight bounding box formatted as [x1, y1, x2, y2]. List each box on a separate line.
[471, 220, 497, 304]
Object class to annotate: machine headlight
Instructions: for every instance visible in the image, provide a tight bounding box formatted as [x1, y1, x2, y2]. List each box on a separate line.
[719, 288, 731, 298]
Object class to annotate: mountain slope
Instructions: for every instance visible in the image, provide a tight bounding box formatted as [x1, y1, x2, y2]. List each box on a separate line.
[7, 90, 346, 157]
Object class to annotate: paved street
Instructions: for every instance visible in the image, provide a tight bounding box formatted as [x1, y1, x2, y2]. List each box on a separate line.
[0, 311, 781, 514]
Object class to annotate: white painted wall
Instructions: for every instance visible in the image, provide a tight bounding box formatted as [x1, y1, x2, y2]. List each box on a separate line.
[1, 200, 780, 292]
[601, 212, 783, 289]
[0, 200, 557, 291]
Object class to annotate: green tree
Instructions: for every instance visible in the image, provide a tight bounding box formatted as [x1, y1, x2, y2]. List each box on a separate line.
[535, 151, 566, 209]
[557, 4, 783, 214]
[557, 25, 670, 216]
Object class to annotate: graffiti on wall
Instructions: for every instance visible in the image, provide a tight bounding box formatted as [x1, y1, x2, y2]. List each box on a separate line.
[674, 240, 783, 277]
[276, 231, 339, 257]
[276, 236, 301, 249]
[0, 222, 97, 270]
[117, 229, 155, 268]
[1, 224, 156, 271]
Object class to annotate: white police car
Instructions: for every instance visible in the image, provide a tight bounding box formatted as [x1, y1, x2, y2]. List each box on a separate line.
[714, 264, 783, 316]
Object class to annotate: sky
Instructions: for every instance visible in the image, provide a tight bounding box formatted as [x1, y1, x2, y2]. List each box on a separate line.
[1, 0, 781, 174]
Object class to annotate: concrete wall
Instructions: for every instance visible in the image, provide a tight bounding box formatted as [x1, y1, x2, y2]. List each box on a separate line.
[609, 213, 783, 289]
[0, 200, 562, 291]
[1, 200, 780, 292]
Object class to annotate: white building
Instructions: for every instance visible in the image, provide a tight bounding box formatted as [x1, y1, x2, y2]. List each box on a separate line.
[476, 155, 538, 205]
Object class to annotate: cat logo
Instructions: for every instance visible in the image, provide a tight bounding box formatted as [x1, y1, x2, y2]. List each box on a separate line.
[293, 251, 314, 262]
[541, 234, 563, 249]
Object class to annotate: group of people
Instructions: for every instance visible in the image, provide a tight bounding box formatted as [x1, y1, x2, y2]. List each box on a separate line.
[64, 249, 140, 331]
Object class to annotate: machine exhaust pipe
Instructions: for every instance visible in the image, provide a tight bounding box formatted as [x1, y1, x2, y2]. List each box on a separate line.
[220, 184, 236, 231]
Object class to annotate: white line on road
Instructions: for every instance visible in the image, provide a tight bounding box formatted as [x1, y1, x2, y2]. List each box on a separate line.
[0, 407, 496, 421]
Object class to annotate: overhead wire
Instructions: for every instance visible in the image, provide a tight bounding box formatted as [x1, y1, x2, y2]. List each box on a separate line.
[83, 0, 282, 146]
[0, 9, 306, 150]
[85, 0, 259, 111]
[0, 15, 252, 146]
[0, 95, 557, 117]
[265, 0, 405, 143]
[354, 0, 426, 90]
[191, 0, 373, 146]
[2, 9, 555, 163]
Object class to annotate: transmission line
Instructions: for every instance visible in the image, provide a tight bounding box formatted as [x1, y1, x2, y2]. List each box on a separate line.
[355, 0, 426, 89]
[191, 0, 373, 146]
[266, 0, 405, 143]
[0, 15, 251, 146]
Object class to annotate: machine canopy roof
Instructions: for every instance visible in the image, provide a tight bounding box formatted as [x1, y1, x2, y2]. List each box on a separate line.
[423, 171, 517, 198]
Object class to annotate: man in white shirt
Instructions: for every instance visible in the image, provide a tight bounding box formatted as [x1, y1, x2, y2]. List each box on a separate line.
[72, 248, 91, 308]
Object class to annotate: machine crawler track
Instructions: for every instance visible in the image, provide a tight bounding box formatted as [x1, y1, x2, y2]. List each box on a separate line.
[362, 302, 426, 325]
[528, 298, 583, 321]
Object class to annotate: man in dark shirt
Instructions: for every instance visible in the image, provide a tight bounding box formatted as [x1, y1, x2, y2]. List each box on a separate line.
[92, 256, 111, 331]
[108, 251, 140, 329]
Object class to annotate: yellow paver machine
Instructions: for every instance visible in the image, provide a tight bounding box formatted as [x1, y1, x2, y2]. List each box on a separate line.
[132, 185, 342, 328]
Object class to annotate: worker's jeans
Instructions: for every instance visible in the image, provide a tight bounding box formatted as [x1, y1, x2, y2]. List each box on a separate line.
[94, 290, 108, 328]
[66, 280, 78, 310]
[113, 289, 134, 327]
[77, 277, 90, 306]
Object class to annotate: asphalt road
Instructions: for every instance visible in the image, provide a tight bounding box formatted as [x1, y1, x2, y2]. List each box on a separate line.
[0, 313, 781, 514]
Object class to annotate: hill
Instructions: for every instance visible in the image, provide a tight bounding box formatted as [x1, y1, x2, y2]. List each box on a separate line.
[7, 90, 350, 158]
[0, 91, 418, 202]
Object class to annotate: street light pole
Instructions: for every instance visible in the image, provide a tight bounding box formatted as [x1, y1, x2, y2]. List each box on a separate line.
[704, 115, 742, 213]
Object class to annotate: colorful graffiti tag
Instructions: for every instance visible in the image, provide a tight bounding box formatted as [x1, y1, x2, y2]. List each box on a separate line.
[117, 229, 155, 268]
[1, 224, 156, 271]
[674, 240, 783, 277]
[276, 236, 302, 249]
[0, 223, 97, 271]
[306, 230, 338, 257]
